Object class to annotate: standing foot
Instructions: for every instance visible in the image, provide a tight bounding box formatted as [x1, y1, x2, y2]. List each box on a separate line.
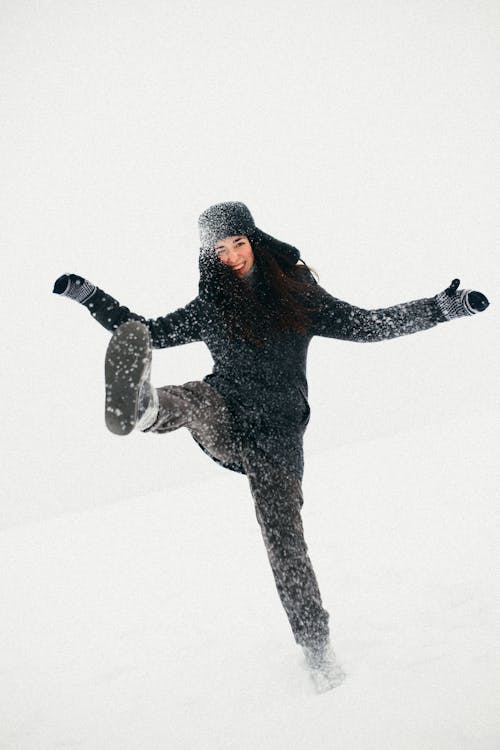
[303, 640, 346, 693]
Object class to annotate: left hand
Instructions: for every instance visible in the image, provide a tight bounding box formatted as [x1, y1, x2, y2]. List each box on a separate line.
[436, 278, 489, 319]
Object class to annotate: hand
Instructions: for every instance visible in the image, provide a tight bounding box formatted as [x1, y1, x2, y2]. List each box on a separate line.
[437, 278, 490, 319]
[52, 273, 96, 304]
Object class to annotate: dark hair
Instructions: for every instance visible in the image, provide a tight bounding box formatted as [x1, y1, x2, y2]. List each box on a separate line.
[199, 233, 320, 346]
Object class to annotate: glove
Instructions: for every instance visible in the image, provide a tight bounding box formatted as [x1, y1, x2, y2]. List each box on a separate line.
[435, 278, 489, 320]
[53, 273, 96, 304]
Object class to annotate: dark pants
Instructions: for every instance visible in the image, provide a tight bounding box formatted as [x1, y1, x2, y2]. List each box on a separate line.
[147, 380, 330, 647]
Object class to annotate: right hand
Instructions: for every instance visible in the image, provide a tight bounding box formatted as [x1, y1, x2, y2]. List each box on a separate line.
[52, 273, 96, 304]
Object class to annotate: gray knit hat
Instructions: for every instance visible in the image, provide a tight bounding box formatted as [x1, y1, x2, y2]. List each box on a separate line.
[198, 202, 256, 251]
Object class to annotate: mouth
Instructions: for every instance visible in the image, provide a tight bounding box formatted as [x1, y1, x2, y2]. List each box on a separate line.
[230, 263, 245, 274]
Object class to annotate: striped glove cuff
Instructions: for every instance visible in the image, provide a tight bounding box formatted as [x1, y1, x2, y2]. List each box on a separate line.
[53, 274, 96, 304]
[435, 288, 477, 320]
[435, 278, 489, 320]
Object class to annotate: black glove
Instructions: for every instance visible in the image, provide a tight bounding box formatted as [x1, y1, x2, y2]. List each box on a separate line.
[436, 278, 489, 320]
[53, 273, 96, 304]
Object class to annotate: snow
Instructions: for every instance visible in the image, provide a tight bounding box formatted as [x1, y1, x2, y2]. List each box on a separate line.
[2, 1, 500, 747]
[1, 415, 499, 749]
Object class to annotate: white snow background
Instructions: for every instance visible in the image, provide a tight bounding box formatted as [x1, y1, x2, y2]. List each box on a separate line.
[2, 1, 500, 747]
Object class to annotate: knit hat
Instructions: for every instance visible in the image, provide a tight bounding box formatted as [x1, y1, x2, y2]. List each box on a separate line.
[198, 201, 301, 265]
[198, 202, 256, 251]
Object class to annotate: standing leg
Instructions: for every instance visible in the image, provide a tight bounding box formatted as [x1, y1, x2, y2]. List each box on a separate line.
[242, 448, 345, 691]
[242, 452, 330, 649]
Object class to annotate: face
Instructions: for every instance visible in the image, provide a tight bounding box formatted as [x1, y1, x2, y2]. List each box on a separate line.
[214, 235, 255, 278]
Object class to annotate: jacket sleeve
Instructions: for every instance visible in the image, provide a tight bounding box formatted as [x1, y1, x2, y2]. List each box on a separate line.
[82, 288, 203, 348]
[311, 285, 447, 342]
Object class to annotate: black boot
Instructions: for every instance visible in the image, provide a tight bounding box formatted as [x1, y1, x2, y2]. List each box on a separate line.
[104, 321, 158, 435]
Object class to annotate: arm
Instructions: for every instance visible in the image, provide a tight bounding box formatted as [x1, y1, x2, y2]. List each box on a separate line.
[53, 274, 203, 348]
[311, 279, 489, 343]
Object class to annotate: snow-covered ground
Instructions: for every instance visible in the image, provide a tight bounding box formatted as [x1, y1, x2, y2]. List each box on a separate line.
[2, 1, 500, 747]
[1, 413, 499, 749]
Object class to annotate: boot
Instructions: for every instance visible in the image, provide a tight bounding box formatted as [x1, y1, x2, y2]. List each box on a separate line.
[303, 639, 346, 693]
[104, 321, 158, 435]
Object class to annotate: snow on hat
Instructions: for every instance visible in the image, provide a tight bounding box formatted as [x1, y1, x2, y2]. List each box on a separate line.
[198, 202, 256, 251]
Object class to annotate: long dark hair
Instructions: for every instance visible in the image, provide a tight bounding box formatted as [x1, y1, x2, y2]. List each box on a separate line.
[199, 231, 320, 345]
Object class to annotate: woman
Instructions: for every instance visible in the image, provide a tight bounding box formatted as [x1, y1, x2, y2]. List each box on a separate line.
[53, 201, 489, 693]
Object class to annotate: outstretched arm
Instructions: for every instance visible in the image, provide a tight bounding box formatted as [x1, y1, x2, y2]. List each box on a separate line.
[53, 273, 203, 348]
[311, 278, 489, 343]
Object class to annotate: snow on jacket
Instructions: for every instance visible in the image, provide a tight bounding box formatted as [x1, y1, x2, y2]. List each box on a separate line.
[82, 271, 446, 477]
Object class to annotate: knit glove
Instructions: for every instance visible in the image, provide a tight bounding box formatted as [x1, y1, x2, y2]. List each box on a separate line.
[435, 278, 489, 320]
[53, 273, 96, 304]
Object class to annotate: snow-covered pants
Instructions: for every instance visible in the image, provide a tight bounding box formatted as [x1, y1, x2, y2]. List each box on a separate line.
[147, 380, 330, 648]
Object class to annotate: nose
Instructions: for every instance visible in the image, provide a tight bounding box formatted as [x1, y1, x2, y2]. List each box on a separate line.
[226, 248, 240, 265]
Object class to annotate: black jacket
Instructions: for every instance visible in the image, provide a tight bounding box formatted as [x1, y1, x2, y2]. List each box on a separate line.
[83, 274, 446, 476]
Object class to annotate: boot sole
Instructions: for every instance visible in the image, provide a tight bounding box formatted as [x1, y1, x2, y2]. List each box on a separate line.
[104, 321, 152, 435]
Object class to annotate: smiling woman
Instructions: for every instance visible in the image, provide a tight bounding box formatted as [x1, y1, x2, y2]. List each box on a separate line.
[52, 201, 489, 693]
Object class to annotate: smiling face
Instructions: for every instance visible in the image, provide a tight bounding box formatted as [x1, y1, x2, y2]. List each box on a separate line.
[214, 235, 255, 277]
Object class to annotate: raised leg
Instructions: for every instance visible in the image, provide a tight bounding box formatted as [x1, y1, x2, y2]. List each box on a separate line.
[146, 381, 242, 468]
